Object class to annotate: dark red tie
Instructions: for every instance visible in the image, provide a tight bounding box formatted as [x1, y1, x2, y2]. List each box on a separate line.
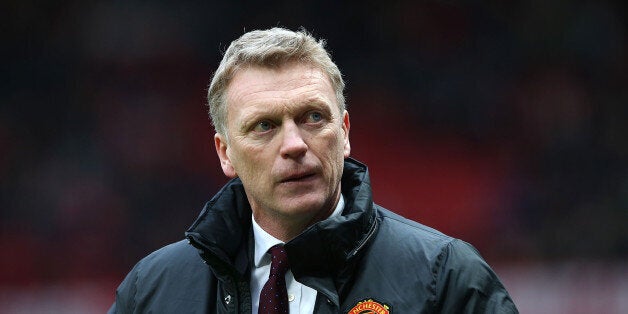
[258, 245, 290, 314]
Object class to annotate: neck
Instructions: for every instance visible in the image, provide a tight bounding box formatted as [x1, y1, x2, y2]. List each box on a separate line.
[253, 207, 334, 242]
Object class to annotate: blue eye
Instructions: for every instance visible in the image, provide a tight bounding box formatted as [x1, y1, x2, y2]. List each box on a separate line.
[307, 112, 323, 122]
[253, 121, 273, 132]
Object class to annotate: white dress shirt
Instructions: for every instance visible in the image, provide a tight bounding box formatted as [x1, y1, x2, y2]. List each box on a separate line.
[251, 195, 345, 314]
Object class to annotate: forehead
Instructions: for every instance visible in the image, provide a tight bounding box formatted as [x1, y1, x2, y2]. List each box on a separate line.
[225, 63, 337, 116]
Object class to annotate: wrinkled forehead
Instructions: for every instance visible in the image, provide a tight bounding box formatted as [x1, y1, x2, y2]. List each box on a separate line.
[225, 62, 337, 113]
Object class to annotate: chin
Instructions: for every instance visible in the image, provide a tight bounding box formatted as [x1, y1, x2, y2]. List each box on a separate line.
[282, 194, 330, 216]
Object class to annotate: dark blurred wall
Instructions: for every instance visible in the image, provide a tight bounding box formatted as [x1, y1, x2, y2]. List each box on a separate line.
[2, 0, 626, 294]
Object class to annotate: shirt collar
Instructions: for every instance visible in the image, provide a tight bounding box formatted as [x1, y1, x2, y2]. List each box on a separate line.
[252, 194, 345, 267]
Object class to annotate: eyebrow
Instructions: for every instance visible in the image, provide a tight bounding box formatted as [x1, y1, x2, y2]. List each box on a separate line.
[236, 106, 281, 131]
[236, 96, 335, 130]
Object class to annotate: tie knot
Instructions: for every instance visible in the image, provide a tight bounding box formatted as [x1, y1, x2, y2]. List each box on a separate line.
[268, 245, 289, 276]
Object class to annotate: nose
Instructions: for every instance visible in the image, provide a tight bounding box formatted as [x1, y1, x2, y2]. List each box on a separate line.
[279, 121, 307, 159]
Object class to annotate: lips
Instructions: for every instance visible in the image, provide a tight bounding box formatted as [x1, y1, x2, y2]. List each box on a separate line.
[279, 171, 317, 183]
[278, 167, 319, 183]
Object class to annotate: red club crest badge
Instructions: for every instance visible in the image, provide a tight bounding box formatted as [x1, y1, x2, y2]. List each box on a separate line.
[347, 299, 391, 314]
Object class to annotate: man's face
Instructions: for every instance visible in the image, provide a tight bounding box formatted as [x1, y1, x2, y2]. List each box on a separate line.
[215, 62, 350, 232]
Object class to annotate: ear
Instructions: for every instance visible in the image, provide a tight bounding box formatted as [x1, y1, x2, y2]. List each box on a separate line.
[214, 133, 237, 178]
[342, 110, 351, 158]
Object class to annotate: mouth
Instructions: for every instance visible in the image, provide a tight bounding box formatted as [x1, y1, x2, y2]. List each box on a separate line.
[280, 172, 317, 183]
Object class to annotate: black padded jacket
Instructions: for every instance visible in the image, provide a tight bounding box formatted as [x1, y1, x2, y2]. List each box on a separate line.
[109, 158, 518, 313]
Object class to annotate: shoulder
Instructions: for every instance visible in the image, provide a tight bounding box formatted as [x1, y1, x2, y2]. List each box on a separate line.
[110, 240, 211, 313]
[371, 205, 518, 312]
[137, 240, 202, 270]
[124, 240, 207, 289]
[362, 205, 462, 286]
[374, 205, 492, 262]
[373, 205, 455, 257]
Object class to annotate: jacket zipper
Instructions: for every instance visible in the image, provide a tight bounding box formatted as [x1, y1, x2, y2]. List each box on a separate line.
[348, 218, 378, 258]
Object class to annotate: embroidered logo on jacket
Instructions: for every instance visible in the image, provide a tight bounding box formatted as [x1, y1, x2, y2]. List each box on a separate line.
[347, 299, 391, 314]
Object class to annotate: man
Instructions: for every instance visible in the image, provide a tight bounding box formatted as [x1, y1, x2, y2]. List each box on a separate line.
[110, 27, 517, 313]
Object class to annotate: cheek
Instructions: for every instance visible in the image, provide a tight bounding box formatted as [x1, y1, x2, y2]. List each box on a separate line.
[233, 145, 271, 177]
[227, 146, 250, 176]
[329, 129, 347, 156]
[319, 131, 346, 173]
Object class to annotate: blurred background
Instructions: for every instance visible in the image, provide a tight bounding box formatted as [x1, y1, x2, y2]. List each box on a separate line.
[1, 0, 626, 312]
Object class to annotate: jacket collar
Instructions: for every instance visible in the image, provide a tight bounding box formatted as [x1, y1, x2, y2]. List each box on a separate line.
[285, 158, 376, 274]
[185, 158, 378, 298]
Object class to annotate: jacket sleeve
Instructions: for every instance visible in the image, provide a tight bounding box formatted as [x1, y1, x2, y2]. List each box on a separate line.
[433, 239, 518, 313]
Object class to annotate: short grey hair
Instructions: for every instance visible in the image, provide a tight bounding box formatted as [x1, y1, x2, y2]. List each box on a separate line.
[207, 27, 346, 137]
